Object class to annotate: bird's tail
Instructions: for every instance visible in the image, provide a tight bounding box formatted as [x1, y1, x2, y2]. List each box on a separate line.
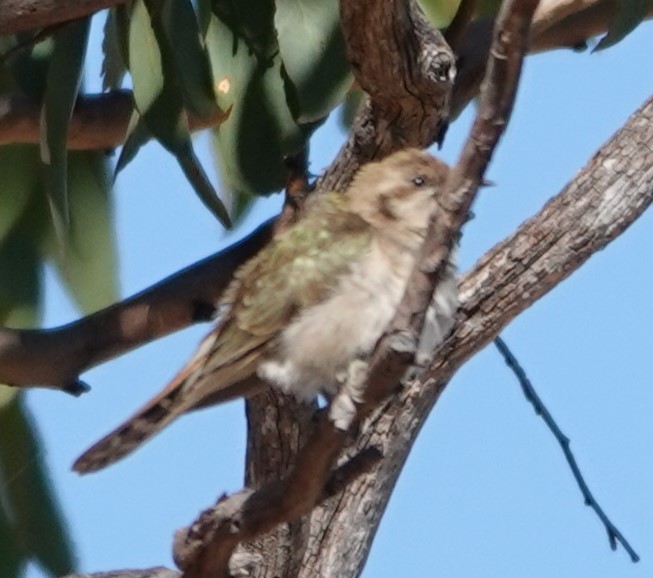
[72, 377, 190, 474]
[73, 362, 265, 474]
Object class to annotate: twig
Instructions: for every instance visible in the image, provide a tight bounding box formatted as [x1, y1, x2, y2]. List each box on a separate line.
[494, 336, 640, 563]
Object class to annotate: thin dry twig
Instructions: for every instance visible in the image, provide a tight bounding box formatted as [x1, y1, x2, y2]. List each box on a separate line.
[494, 337, 640, 562]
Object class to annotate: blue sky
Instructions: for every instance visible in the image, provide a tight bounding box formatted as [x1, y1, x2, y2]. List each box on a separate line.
[20, 15, 653, 578]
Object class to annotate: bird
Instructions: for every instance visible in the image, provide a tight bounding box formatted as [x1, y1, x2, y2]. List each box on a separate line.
[73, 148, 457, 473]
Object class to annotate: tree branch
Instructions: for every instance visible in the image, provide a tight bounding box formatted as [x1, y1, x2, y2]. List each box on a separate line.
[0, 90, 228, 150]
[173, 426, 381, 578]
[494, 337, 639, 562]
[0, 221, 272, 390]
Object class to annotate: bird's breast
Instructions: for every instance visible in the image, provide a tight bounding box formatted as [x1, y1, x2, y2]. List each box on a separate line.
[257, 240, 416, 400]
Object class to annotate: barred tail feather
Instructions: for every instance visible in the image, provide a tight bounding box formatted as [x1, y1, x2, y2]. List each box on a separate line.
[73, 384, 187, 474]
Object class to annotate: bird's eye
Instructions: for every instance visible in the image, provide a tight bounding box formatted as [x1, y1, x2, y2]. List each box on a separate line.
[412, 176, 425, 187]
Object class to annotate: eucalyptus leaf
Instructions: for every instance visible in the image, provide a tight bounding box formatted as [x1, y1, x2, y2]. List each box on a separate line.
[114, 110, 151, 177]
[129, 0, 164, 113]
[595, 0, 653, 50]
[0, 213, 42, 323]
[129, 0, 230, 226]
[8, 38, 54, 98]
[274, 0, 352, 123]
[0, 483, 26, 578]
[338, 88, 364, 133]
[176, 144, 232, 227]
[40, 17, 91, 244]
[0, 395, 76, 577]
[44, 152, 118, 314]
[161, 0, 219, 118]
[206, 12, 305, 195]
[0, 145, 40, 245]
[196, 0, 213, 37]
[417, 0, 461, 26]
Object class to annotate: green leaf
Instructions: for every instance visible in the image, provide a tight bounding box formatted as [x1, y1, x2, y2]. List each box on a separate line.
[0, 214, 42, 324]
[0, 394, 77, 577]
[8, 38, 54, 98]
[0, 146, 40, 246]
[40, 17, 91, 245]
[114, 109, 151, 177]
[595, 0, 653, 50]
[274, 0, 352, 123]
[0, 162, 75, 578]
[417, 0, 461, 26]
[129, 0, 164, 113]
[473, 0, 503, 20]
[0, 447, 27, 578]
[48, 152, 118, 313]
[176, 144, 232, 227]
[228, 189, 256, 224]
[129, 0, 230, 227]
[101, 7, 128, 91]
[206, 10, 306, 195]
[160, 0, 219, 119]
[196, 0, 213, 37]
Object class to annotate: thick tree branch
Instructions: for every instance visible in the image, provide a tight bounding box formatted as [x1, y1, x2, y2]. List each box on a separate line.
[63, 569, 179, 578]
[0, 221, 272, 389]
[0, 90, 228, 150]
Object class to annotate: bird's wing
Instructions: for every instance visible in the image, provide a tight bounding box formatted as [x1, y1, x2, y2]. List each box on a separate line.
[74, 196, 371, 473]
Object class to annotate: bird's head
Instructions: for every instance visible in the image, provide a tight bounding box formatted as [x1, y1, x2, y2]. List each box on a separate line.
[347, 149, 449, 238]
